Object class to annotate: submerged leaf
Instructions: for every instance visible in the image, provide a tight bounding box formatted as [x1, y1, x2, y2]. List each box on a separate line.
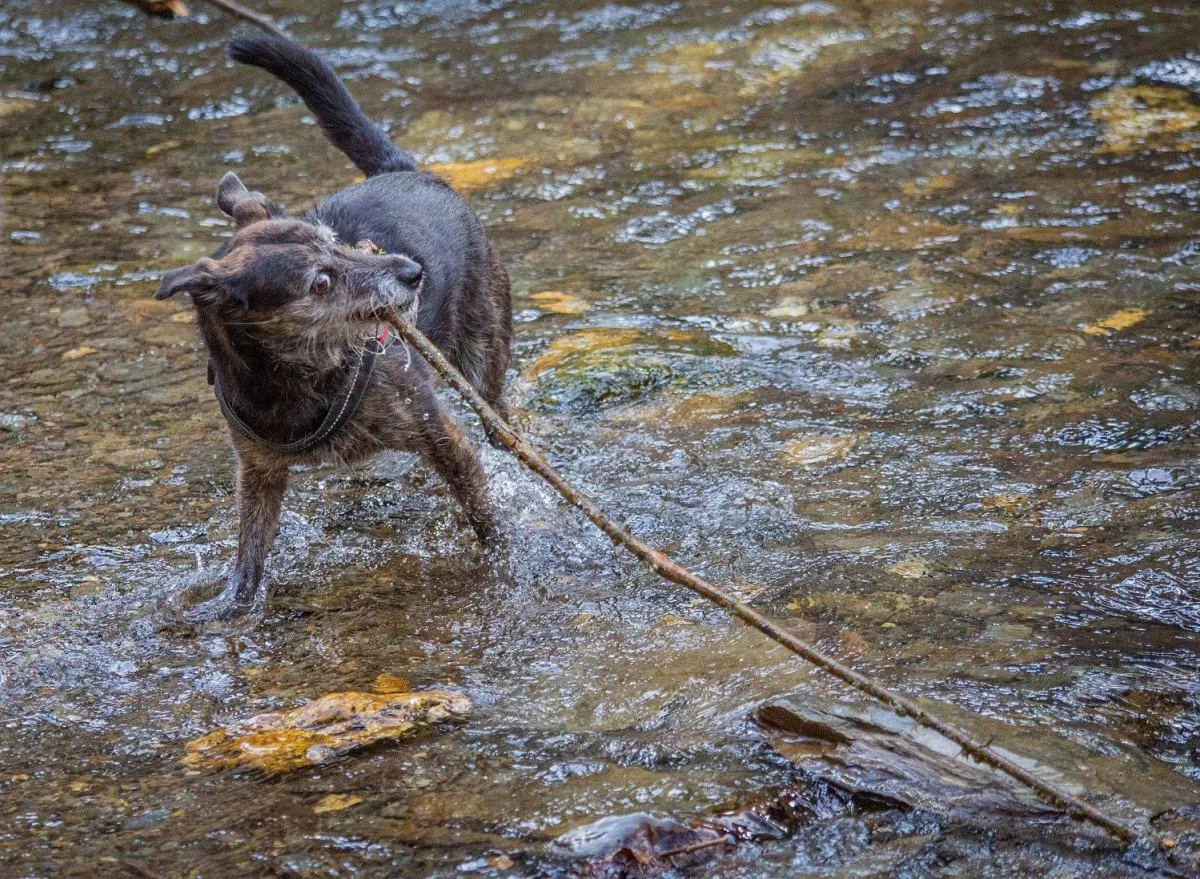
[1082, 308, 1148, 335]
[427, 157, 526, 191]
[528, 290, 592, 315]
[183, 689, 470, 773]
[313, 793, 363, 813]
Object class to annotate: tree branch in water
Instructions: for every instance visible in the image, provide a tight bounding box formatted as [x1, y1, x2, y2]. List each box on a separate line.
[123, 0, 287, 38]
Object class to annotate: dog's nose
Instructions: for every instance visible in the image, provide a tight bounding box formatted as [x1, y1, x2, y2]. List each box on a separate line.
[393, 256, 423, 285]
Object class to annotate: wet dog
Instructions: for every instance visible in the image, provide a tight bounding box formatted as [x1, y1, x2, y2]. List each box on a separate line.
[155, 36, 512, 620]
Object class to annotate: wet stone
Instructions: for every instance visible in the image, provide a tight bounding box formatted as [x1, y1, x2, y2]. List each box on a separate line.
[56, 308, 90, 328]
[0, 413, 31, 432]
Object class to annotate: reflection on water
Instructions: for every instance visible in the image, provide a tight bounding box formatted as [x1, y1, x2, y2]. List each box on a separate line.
[1, 0, 1199, 875]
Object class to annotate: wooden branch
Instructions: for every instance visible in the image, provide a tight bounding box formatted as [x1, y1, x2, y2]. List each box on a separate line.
[198, 0, 287, 38]
[385, 311, 1173, 856]
[123, 0, 287, 38]
[658, 834, 734, 859]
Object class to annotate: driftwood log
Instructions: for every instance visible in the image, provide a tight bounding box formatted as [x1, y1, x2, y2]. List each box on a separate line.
[122, 0, 287, 37]
[552, 696, 1199, 875]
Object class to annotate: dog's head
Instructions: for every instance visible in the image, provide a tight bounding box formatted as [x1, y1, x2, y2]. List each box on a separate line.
[155, 172, 421, 364]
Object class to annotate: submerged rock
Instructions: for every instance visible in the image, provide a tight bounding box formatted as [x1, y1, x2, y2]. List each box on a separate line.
[527, 290, 592, 315]
[521, 327, 734, 412]
[782, 432, 858, 467]
[427, 157, 526, 191]
[1090, 86, 1200, 153]
[183, 689, 470, 773]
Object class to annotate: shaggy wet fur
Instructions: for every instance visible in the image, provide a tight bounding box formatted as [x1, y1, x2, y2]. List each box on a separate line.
[155, 36, 512, 620]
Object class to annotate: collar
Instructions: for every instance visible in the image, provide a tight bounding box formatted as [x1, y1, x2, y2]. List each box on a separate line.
[209, 323, 400, 455]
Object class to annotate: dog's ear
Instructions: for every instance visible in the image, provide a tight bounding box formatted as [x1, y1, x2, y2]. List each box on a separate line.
[216, 171, 272, 227]
[154, 258, 220, 301]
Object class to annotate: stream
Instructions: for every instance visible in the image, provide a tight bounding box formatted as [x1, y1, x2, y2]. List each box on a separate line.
[2, 0, 1200, 876]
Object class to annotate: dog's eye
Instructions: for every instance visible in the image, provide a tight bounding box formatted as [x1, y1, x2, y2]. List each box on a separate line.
[311, 272, 332, 295]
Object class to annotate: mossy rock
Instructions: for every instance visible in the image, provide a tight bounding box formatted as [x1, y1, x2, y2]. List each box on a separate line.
[521, 327, 734, 413]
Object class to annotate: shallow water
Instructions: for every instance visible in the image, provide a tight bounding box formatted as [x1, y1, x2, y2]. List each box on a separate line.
[2, 0, 1200, 876]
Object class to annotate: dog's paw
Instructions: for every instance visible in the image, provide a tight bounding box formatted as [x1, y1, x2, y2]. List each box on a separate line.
[179, 573, 263, 624]
[184, 590, 259, 624]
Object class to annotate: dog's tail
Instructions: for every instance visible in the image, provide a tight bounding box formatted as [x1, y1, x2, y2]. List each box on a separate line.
[228, 36, 416, 177]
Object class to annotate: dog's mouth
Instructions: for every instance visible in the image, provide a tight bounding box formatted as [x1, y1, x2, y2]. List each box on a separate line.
[344, 274, 421, 326]
[366, 285, 420, 324]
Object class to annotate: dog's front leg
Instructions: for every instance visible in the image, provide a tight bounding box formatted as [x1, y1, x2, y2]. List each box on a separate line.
[416, 404, 498, 545]
[187, 456, 289, 622]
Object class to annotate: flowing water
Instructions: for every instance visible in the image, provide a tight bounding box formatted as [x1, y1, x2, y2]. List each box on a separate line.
[2, 0, 1200, 876]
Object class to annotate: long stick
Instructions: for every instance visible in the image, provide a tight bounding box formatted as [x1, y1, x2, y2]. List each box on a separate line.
[200, 0, 288, 38]
[384, 312, 1173, 854]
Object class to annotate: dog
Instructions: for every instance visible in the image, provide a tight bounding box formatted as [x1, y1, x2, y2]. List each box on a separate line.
[154, 36, 512, 620]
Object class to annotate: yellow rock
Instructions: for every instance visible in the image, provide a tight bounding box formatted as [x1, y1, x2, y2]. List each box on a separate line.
[528, 290, 591, 315]
[182, 689, 470, 773]
[525, 328, 642, 376]
[1083, 308, 1147, 335]
[765, 297, 811, 319]
[1091, 86, 1200, 153]
[886, 556, 930, 580]
[783, 433, 857, 467]
[427, 157, 526, 191]
[371, 673, 410, 694]
[313, 793, 362, 814]
[62, 346, 98, 361]
[146, 140, 182, 157]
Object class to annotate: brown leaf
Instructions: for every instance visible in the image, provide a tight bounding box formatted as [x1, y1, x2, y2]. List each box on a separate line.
[125, 0, 189, 19]
[313, 793, 362, 814]
[1082, 308, 1147, 336]
[426, 157, 526, 191]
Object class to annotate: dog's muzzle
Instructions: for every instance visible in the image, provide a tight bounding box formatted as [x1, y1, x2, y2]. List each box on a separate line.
[383, 255, 423, 315]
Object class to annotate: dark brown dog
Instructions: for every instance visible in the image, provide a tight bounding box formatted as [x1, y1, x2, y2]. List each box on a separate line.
[155, 36, 512, 620]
